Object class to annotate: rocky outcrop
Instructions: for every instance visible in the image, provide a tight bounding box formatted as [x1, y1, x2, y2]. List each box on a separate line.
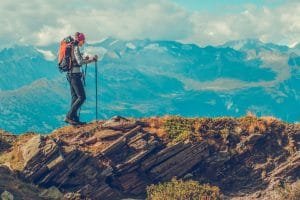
[0, 165, 56, 200]
[0, 130, 16, 153]
[0, 116, 299, 199]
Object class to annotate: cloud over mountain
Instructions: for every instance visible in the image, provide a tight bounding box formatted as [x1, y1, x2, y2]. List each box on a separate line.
[0, 0, 299, 48]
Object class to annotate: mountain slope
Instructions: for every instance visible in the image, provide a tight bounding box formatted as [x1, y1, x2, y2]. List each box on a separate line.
[0, 45, 59, 91]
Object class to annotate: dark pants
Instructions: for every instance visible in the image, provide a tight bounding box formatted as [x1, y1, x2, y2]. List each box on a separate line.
[66, 73, 86, 120]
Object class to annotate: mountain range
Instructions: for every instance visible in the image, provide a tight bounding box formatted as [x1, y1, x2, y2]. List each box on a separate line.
[0, 38, 299, 133]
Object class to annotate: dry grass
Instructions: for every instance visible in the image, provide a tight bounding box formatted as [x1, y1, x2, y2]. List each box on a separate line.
[237, 116, 267, 135]
[143, 116, 169, 139]
[0, 133, 35, 171]
[144, 115, 287, 144]
[260, 116, 279, 126]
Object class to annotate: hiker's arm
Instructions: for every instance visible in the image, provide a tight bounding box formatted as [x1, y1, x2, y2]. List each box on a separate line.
[74, 46, 91, 65]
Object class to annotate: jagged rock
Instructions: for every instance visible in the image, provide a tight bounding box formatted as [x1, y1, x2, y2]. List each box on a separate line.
[22, 136, 60, 181]
[183, 173, 194, 180]
[95, 129, 123, 140]
[226, 133, 240, 148]
[102, 116, 137, 131]
[63, 192, 82, 200]
[127, 133, 148, 150]
[1, 117, 299, 199]
[77, 182, 119, 200]
[148, 142, 209, 181]
[21, 135, 43, 166]
[83, 136, 98, 145]
[116, 144, 158, 174]
[100, 165, 113, 177]
[0, 166, 44, 200]
[121, 199, 144, 200]
[101, 126, 144, 163]
[116, 172, 149, 195]
[245, 133, 263, 145]
[101, 137, 127, 158]
[18, 136, 120, 199]
[0, 131, 16, 153]
[39, 186, 63, 199]
[141, 142, 191, 171]
[205, 151, 232, 166]
[270, 153, 300, 181]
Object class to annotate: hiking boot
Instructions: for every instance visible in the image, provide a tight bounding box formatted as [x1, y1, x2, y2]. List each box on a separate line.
[73, 116, 86, 125]
[74, 120, 87, 125]
[64, 117, 79, 125]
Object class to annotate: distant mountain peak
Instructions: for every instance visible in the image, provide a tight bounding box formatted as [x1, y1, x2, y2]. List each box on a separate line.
[221, 38, 290, 53]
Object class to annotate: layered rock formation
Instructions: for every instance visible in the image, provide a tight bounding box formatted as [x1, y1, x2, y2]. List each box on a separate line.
[0, 116, 299, 199]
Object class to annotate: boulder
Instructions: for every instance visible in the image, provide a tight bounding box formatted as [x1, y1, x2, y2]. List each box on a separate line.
[1, 191, 14, 200]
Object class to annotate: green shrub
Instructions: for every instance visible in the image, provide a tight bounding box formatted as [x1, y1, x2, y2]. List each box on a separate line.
[163, 116, 195, 142]
[147, 178, 221, 200]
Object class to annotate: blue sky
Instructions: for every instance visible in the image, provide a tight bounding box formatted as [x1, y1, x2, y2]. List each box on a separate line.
[0, 0, 299, 47]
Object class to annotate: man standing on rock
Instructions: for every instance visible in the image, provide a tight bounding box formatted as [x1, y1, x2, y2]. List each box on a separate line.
[64, 32, 98, 125]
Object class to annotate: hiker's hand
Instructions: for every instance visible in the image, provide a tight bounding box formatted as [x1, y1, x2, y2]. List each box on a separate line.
[87, 58, 94, 64]
[93, 55, 98, 61]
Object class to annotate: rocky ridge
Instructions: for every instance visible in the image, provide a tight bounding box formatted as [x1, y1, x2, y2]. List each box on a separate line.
[0, 116, 299, 199]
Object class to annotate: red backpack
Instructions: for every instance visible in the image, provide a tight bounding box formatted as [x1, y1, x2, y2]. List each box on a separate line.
[58, 36, 74, 72]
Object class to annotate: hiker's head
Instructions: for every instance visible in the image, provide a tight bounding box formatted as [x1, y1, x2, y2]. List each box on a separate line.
[75, 32, 85, 46]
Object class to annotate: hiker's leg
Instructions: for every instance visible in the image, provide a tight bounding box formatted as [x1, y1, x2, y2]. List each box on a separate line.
[68, 74, 78, 106]
[67, 74, 78, 119]
[67, 74, 86, 120]
[66, 75, 74, 119]
[69, 78, 79, 119]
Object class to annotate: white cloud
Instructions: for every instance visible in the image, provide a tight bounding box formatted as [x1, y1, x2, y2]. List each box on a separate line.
[36, 48, 56, 61]
[186, 1, 300, 46]
[0, 0, 191, 47]
[0, 0, 299, 47]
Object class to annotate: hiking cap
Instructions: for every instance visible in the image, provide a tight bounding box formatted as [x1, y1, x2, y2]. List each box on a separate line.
[76, 32, 85, 42]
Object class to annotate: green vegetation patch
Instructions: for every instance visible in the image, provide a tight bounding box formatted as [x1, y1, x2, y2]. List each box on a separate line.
[163, 116, 197, 142]
[147, 178, 221, 200]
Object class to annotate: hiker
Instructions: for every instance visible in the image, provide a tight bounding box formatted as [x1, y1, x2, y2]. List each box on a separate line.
[63, 32, 98, 125]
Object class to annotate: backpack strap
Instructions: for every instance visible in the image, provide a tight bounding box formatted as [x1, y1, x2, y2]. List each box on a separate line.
[69, 42, 75, 74]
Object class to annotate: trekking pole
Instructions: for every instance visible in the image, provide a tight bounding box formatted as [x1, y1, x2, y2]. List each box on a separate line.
[95, 60, 98, 121]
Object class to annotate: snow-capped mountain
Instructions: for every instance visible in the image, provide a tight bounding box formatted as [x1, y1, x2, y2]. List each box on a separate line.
[0, 38, 299, 133]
